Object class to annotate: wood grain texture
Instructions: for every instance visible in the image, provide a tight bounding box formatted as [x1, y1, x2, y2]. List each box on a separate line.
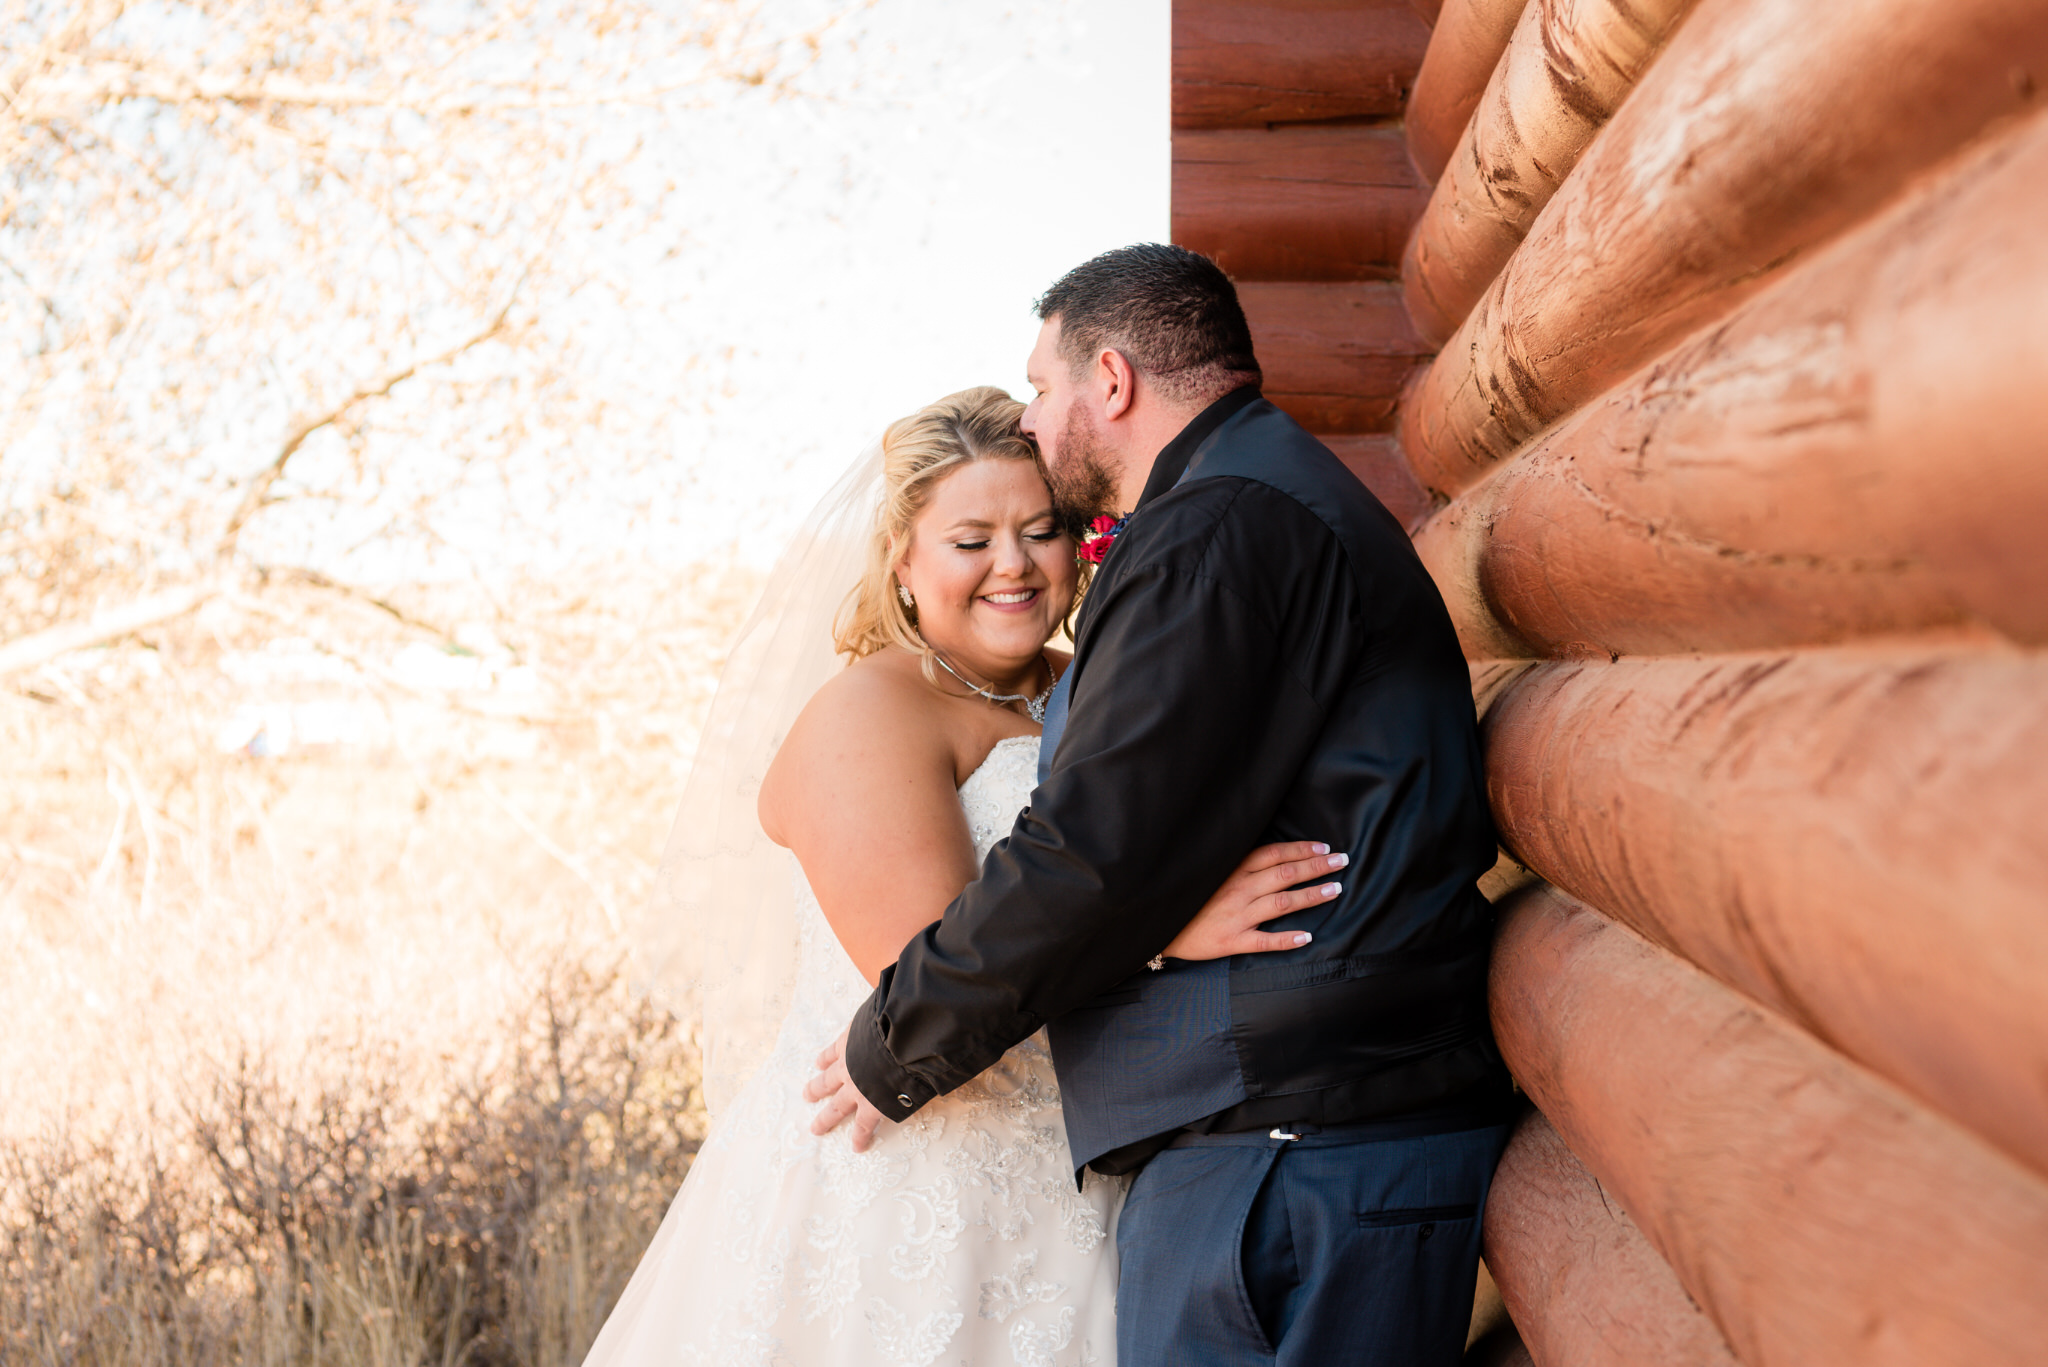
[1403, 0, 1699, 344]
[1238, 282, 1428, 433]
[1399, 0, 2048, 498]
[1412, 109, 2048, 661]
[1484, 1109, 1739, 1367]
[1406, 0, 1527, 181]
[1491, 885, 2048, 1367]
[1483, 647, 2048, 1181]
[1173, 0, 1430, 129]
[1172, 127, 1429, 281]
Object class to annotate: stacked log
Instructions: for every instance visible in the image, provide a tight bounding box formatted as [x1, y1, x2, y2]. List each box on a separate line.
[1405, 0, 1526, 182]
[1174, 129, 1427, 283]
[1234, 283, 1428, 434]
[1399, 0, 2048, 499]
[1413, 107, 2048, 661]
[1482, 1109, 1738, 1366]
[1172, 0, 1429, 128]
[1402, 0, 1700, 344]
[1170, 1, 1440, 511]
[1492, 888, 2048, 1364]
[1485, 648, 2048, 1178]
[1173, 0, 2048, 1358]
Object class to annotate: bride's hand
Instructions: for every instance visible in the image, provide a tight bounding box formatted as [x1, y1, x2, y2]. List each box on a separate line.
[1160, 841, 1346, 962]
[805, 1028, 889, 1152]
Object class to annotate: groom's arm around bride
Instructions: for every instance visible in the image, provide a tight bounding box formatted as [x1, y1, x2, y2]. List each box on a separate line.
[814, 244, 1514, 1367]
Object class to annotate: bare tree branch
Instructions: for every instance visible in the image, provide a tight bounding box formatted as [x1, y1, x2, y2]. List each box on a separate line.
[0, 0, 853, 691]
[14, 68, 744, 121]
[3, 297, 513, 680]
[0, 1, 127, 136]
[0, 581, 218, 679]
[254, 566, 455, 642]
[215, 303, 515, 560]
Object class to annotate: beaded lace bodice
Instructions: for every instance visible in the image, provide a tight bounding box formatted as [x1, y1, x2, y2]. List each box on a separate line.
[584, 733, 1121, 1367]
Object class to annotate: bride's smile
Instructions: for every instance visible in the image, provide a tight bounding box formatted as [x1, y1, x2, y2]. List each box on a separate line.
[599, 380, 1364, 1367]
[892, 454, 1078, 696]
[602, 234, 1515, 1367]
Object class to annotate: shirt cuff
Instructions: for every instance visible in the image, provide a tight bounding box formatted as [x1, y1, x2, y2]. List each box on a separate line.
[846, 987, 935, 1122]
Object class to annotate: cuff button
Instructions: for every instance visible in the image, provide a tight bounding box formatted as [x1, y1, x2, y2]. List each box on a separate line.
[897, 1094, 912, 1107]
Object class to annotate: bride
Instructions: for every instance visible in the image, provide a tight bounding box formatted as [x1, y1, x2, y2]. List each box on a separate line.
[590, 387, 1346, 1367]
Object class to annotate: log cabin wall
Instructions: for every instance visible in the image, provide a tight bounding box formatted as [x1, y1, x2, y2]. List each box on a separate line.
[1171, 2, 2048, 1363]
[1172, 0, 1439, 530]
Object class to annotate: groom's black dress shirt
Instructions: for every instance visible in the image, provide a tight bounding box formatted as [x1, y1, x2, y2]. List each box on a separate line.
[847, 387, 1511, 1173]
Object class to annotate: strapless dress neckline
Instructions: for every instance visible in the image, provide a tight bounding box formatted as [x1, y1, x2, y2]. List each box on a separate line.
[580, 728, 1125, 1367]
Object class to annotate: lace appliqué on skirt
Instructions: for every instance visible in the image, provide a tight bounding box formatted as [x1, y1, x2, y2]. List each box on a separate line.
[583, 736, 1123, 1367]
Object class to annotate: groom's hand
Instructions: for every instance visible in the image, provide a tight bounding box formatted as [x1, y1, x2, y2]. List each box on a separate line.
[804, 1028, 888, 1151]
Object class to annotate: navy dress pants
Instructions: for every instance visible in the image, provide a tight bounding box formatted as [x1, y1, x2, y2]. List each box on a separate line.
[1114, 1120, 1512, 1366]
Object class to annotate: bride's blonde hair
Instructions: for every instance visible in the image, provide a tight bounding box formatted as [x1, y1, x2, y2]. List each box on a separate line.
[834, 385, 1083, 666]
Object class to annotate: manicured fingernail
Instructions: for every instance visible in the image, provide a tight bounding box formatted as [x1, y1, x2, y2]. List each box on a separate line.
[1326, 853, 1349, 870]
[1321, 883, 1342, 897]
[1311, 843, 1330, 855]
[1293, 932, 1313, 946]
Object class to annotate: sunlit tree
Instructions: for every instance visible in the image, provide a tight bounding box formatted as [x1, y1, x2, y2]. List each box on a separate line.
[0, 0, 858, 670]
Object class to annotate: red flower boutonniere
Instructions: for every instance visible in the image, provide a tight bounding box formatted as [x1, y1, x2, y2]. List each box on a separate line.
[1077, 514, 1128, 566]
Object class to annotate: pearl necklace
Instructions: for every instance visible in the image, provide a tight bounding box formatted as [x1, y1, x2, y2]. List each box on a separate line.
[931, 650, 1056, 723]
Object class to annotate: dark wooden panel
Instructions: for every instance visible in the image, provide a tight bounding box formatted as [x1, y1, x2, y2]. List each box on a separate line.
[1239, 281, 1428, 433]
[1172, 127, 1429, 282]
[1320, 434, 1434, 530]
[1173, 0, 1431, 129]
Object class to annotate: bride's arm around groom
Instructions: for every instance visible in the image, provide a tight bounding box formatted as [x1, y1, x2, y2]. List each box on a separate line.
[810, 245, 1512, 1367]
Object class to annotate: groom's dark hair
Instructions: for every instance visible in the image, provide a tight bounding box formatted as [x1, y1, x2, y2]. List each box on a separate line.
[1034, 243, 1261, 409]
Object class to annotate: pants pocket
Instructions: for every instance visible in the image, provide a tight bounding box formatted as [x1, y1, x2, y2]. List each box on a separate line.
[1116, 1146, 1282, 1367]
[1341, 1209, 1482, 1367]
[1355, 1202, 1478, 1232]
[1237, 1155, 1295, 1354]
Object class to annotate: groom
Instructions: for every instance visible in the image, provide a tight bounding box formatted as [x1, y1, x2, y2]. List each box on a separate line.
[810, 244, 1514, 1365]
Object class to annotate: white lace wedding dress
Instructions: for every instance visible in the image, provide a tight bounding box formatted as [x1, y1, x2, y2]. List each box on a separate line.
[585, 736, 1123, 1367]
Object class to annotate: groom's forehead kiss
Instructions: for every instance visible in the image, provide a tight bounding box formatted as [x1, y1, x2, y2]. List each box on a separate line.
[1022, 317, 1078, 408]
[1020, 316, 1102, 464]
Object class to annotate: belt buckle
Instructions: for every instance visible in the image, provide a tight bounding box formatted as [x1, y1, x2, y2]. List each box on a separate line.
[1269, 1126, 1302, 1142]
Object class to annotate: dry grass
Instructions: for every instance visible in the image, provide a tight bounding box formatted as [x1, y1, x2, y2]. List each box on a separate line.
[2, 963, 699, 1366]
[4, 7, 833, 1356]
[0, 565, 756, 1365]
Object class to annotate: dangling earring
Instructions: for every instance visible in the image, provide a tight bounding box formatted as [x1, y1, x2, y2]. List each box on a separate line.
[897, 584, 915, 609]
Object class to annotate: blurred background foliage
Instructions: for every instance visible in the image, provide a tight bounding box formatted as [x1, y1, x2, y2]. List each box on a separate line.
[2, 0, 830, 1358]
[0, 0, 1164, 1356]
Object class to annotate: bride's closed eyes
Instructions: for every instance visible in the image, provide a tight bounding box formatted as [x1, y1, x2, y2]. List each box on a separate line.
[893, 457, 1079, 679]
[949, 529, 1065, 551]
[945, 515, 1066, 552]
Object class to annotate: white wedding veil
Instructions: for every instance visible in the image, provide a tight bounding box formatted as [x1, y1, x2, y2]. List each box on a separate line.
[635, 447, 883, 1117]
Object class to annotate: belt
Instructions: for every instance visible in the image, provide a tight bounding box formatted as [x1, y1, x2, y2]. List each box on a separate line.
[1165, 1108, 1510, 1152]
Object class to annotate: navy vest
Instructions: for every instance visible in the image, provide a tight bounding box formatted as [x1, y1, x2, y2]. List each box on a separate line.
[1035, 403, 1501, 1171]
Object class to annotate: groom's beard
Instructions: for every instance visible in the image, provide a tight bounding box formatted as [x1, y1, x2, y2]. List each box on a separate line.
[1046, 401, 1119, 527]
